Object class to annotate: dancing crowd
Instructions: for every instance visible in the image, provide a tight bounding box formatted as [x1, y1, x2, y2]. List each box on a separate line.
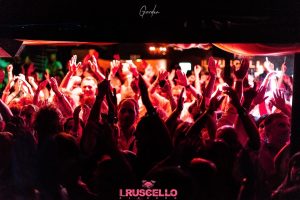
[0, 50, 297, 200]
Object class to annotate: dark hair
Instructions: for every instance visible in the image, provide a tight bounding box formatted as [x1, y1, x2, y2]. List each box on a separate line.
[33, 105, 63, 141]
[264, 113, 289, 127]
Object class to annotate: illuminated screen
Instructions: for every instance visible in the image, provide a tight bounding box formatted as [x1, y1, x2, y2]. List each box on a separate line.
[179, 62, 191, 74]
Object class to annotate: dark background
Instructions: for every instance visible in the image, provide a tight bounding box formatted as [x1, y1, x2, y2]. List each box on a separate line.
[0, 0, 300, 42]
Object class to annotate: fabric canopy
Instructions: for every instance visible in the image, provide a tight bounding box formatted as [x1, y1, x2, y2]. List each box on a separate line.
[213, 43, 300, 56]
[168, 43, 212, 51]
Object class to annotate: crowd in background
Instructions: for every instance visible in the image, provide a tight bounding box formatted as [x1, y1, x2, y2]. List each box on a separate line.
[0, 48, 297, 200]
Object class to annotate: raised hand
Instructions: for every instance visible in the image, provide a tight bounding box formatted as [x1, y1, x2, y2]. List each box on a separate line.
[243, 82, 258, 110]
[158, 69, 168, 81]
[17, 73, 26, 82]
[175, 69, 188, 86]
[88, 55, 99, 73]
[73, 105, 82, 120]
[208, 91, 225, 113]
[6, 64, 13, 73]
[38, 79, 49, 90]
[234, 58, 249, 80]
[68, 55, 82, 74]
[97, 79, 109, 100]
[208, 56, 216, 76]
[110, 60, 121, 77]
[127, 60, 139, 77]
[223, 85, 241, 108]
[49, 77, 60, 94]
[281, 62, 287, 73]
[252, 85, 268, 106]
[270, 89, 286, 111]
[28, 76, 35, 84]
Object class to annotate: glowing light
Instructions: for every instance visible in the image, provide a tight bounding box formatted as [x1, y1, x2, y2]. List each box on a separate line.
[149, 46, 156, 51]
[179, 62, 191, 74]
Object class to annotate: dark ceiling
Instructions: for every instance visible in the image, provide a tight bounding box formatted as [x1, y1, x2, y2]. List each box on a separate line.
[0, 0, 299, 42]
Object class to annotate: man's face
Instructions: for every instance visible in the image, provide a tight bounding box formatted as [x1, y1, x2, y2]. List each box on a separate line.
[81, 79, 97, 96]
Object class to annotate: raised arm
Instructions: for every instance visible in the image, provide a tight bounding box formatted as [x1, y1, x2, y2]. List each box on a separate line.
[165, 88, 184, 135]
[176, 69, 201, 99]
[108, 60, 121, 80]
[138, 74, 155, 113]
[88, 55, 105, 82]
[204, 57, 217, 103]
[186, 91, 225, 142]
[60, 55, 81, 88]
[28, 76, 38, 91]
[194, 65, 202, 93]
[18, 74, 34, 96]
[223, 86, 260, 151]
[233, 58, 249, 101]
[33, 80, 48, 106]
[270, 89, 291, 117]
[70, 105, 83, 142]
[7, 64, 13, 82]
[49, 77, 73, 118]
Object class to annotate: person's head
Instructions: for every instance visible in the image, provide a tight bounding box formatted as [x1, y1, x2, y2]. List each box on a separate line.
[50, 53, 57, 62]
[216, 125, 242, 154]
[53, 132, 81, 186]
[264, 113, 290, 149]
[81, 76, 97, 97]
[33, 105, 63, 141]
[256, 114, 269, 142]
[118, 98, 139, 130]
[20, 104, 38, 127]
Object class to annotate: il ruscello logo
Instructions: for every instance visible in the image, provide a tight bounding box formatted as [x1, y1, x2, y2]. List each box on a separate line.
[119, 180, 178, 199]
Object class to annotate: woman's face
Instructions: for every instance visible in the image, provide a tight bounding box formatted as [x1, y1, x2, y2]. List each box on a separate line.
[118, 100, 137, 129]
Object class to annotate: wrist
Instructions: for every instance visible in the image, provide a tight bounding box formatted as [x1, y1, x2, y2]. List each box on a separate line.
[235, 78, 243, 82]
